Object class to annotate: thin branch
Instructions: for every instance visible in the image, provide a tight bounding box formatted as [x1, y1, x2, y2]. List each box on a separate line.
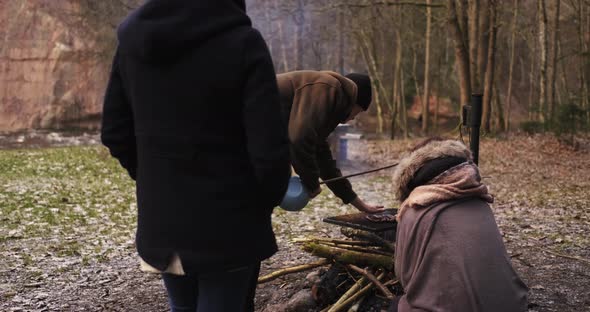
[316, 1, 445, 12]
[329, 272, 388, 312]
[313, 241, 394, 257]
[257, 259, 331, 283]
[340, 228, 396, 252]
[294, 237, 376, 246]
[327, 276, 368, 312]
[348, 265, 394, 300]
[536, 248, 590, 265]
[341, 1, 445, 8]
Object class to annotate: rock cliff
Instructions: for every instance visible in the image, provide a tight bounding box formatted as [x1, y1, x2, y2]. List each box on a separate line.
[0, 0, 137, 132]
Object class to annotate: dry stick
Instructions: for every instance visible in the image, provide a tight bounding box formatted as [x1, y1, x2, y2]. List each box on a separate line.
[299, 238, 394, 254]
[257, 259, 331, 284]
[326, 276, 368, 312]
[329, 244, 393, 257]
[536, 248, 590, 265]
[383, 279, 400, 287]
[329, 272, 388, 312]
[347, 265, 394, 300]
[312, 238, 377, 247]
[302, 242, 394, 269]
[293, 237, 376, 247]
[341, 228, 395, 252]
[314, 241, 394, 257]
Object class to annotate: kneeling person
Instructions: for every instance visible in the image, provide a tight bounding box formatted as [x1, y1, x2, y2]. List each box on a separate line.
[390, 138, 528, 312]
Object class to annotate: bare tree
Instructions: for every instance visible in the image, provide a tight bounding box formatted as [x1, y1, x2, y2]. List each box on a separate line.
[578, 0, 590, 123]
[476, 0, 490, 93]
[538, 0, 548, 123]
[293, 0, 305, 70]
[482, 0, 497, 132]
[548, 0, 561, 124]
[447, 0, 472, 115]
[422, 0, 433, 134]
[505, 0, 519, 132]
[391, 8, 404, 139]
[468, 0, 480, 92]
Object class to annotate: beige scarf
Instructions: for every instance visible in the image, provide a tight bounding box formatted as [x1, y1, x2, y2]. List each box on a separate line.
[397, 162, 493, 221]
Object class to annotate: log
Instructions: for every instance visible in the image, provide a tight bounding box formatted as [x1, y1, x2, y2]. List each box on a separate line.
[341, 228, 395, 251]
[302, 242, 394, 270]
[313, 241, 394, 257]
[258, 259, 331, 283]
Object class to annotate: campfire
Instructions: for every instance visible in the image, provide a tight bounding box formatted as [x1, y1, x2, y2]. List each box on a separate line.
[258, 209, 401, 312]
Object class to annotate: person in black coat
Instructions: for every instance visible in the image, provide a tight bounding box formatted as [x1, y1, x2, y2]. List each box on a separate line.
[100, 0, 291, 310]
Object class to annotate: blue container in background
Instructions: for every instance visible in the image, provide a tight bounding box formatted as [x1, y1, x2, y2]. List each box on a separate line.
[339, 137, 348, 161]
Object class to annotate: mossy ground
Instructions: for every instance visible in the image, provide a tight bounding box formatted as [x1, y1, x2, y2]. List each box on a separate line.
[1, 134, 588, 311]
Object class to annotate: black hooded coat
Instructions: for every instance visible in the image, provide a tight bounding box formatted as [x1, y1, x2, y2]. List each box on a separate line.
[101, 0, 291, 272]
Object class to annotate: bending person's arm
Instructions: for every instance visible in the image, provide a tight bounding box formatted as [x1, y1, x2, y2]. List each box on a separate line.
[316, 140, 384, 213]
[316, 139, 357, 203]
[288, 84, 339, 194]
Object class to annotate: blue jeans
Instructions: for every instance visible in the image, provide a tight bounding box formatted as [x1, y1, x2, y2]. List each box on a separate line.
[162, 263, 261, 312]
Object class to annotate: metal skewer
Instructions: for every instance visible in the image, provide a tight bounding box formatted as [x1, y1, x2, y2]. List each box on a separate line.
[320, 163, 399, 185]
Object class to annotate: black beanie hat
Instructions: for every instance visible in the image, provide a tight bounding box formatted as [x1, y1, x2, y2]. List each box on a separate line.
[345, 73, 372, 111]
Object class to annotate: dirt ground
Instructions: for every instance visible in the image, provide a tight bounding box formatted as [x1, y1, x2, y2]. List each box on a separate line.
[0, 132, 589, 311]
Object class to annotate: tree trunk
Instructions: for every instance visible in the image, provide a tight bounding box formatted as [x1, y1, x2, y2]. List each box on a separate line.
[401, 66, 409, 138]
[528, 7, 539, 121]
[263, 0, 273, 54]
[505, 0, 519, 132]
[538, 0, 548, 123]
[548, 0, 561, 124]
[457, 0, 469, 43]
[294, 0, 305, 70]
[476, 0, 490, 94]
[422, 0, 433, 134]
[493, 81, 505, 131]
[357, 29, 391, 134]
[482, 0, 497, 132]
[579, 0, 590, 123]
[372, 83, 384, 134]
[412, 47, 422, 106]
[435, 54, 444, 132]
[558, 37, 570, 98]
[468, 0, 480, 92]
[392, 10, 404, 140]
[447, 0, 472, 117]
[528, 44, 536, 121]
[337, 7, 345, 74]
[273, 0, 289, 72]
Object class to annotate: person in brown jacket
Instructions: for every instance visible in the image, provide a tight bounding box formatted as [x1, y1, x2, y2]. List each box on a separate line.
[389, 138, 529, 312]
[277, 70, 384, 213]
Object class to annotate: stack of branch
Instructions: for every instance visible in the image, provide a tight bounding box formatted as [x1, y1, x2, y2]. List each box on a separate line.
[258, 228, 399, 312]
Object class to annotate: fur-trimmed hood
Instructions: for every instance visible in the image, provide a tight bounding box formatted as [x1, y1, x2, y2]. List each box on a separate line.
[392, 139, 473, 200]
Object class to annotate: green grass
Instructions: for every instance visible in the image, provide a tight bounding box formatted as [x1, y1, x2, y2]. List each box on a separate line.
[0, 146, 137, 261]
[0, 146, 356, 266]
[0, 144, 404, 280]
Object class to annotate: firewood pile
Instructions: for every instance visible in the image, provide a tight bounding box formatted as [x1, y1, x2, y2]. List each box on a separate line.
[259, 227, 401, 312]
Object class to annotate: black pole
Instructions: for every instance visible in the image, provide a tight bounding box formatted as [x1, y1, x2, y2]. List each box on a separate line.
[468, 94, 483, 165]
